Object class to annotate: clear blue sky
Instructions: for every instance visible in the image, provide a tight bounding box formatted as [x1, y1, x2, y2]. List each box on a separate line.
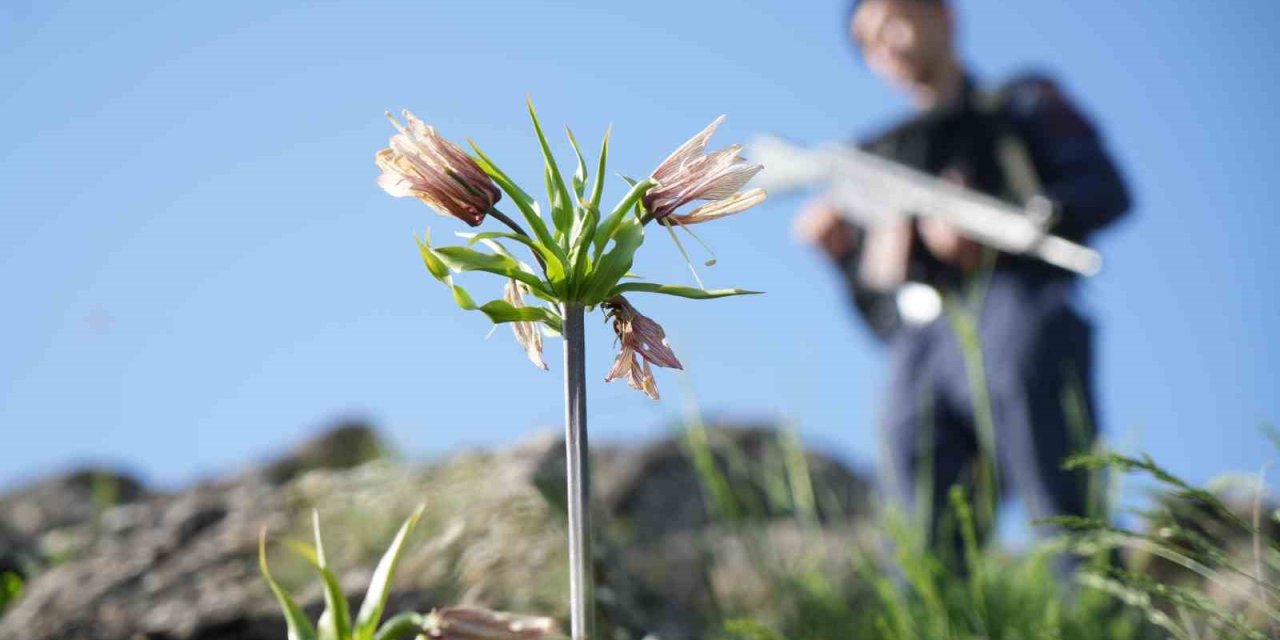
[2, 0, 1277, 508]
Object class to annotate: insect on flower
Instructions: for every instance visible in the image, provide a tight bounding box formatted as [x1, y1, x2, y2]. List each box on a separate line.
[377, 110, 502, 227]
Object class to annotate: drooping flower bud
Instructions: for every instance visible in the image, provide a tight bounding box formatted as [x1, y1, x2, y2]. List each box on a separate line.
[643, 115, 766, 222]
[603, 297, 683, 399]
[504, 279, 547, 370]
[376, 110, 501, 227]
[423, 607, 559, 639]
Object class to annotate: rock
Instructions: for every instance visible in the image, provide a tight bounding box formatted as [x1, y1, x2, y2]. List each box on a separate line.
[0, 467, 147, 539]
[253, 420, 389, 485]
[0, 422, 875, 640]
[0, 483, 290, 640]
[0, 522, 32, 577]
[594, 422, 873, 534]
[1135, 486, 1280, 633]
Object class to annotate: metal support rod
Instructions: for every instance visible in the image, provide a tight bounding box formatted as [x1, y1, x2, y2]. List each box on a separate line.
[561, 302, 595, 640]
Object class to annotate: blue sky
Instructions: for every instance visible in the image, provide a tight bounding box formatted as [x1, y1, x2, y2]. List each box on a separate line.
[2, 0, 1278, 516]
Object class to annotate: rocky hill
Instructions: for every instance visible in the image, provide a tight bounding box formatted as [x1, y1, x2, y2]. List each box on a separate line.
[0, 422, 874, 640]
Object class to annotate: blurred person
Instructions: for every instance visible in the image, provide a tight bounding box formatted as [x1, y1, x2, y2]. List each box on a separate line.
[793, 0, 1131, 568]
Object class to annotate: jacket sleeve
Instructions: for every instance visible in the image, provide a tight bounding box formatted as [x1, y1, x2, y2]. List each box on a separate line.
[835, 229, 902, 343]
[1003, 76, 1133, 242]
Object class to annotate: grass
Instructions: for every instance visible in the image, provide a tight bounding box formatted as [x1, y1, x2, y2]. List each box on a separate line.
[670, 265, 1278, 639]
[0, 571, 21, 619]
[672, 419, 1280, 640]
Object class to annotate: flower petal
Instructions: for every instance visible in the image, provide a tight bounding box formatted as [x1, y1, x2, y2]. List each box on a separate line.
[376, 111, 499, 226]
[669, 188, 768, 225]
[504, 280, 547, 370]
[651, 115, 726, 182]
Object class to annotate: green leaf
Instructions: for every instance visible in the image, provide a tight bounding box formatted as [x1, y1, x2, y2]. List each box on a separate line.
[259, 530, 320, 640]
[468, 140, 568, 265]
[593, 177, 656, 260]
[526, 98, 574, 241]
[458, 231, 566, 290]
[311, 511, 352, 640]
[353, 506, 425, 640]
[415, 233, 450, 281]
[566, 127, 588, 200]
[416, 236, 483, 312]
[609, 282, 763, 299]
[433, 245, 553, 298]
[567, 203, 598, 301]
[477, 299, 564, 334]
[283, 539, 318, 565]
[457, 233, 533, 273]
[588, 126, 610, 214]
[562, 128, 599, 298]
[580, 215, 644, 305]
[374, 613, 426, 640]
[415, 236, 563, 333]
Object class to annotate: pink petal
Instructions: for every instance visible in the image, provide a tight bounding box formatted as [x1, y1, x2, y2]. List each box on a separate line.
[651, 115, 726, 182]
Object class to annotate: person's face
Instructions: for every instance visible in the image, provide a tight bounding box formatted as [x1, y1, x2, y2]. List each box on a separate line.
[851, 0, 954, 93]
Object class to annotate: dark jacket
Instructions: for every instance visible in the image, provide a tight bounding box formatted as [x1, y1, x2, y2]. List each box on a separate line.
[843, 74, 1132, 340]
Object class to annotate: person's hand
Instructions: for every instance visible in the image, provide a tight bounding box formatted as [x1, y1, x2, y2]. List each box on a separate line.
[919, 167, 986, 271]
[919, 216, 984, 271]
[792, 197, 859, 261]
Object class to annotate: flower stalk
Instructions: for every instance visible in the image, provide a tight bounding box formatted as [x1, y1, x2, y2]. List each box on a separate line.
[561, 303, 594, 640]
[376, 105, 767, 640]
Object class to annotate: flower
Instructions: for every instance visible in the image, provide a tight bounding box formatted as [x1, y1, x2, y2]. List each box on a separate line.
[643, 115, 767, 222]
[423, 607, 560, 639]
[376, 110, 501, 227]
[603, 297, 683, 399]
[504, 279, 547, 370]
[667, 188, 768, 226]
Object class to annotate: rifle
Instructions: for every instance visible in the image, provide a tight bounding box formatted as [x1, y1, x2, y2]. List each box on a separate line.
[750, 135, 1102, 277]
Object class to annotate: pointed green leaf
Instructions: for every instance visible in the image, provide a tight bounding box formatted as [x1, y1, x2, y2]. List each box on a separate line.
[566, 127, 588, 200]
[526, 98, 574, 240]
[312, 511, 352, 640]
[477, 299, 564, 334]
[593, 178, 655, 260]
[416, 236, 482, 311]
[608, 282, 764, 299]
[433, 245, 553, 298]
[284, 539, 319, 565]
[353, 506, 425, 640]
[415, 233, 450, 281]
[468, 140, 567, 265]
[457, 231, 566, 289]
[566, 127, 612, 294]
[259, 530, 320, 640]
[448, 279, 478, 310]
[374, 613, 426, 640]
[588, 126, 610, 213]
[456, 233, 535, 274]
[581, 215, 644, 305]
[416, 236, 563, 332]
[567, 203, 599, 300]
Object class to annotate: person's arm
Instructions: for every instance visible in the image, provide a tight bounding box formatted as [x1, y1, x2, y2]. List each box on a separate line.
[793, 199, 902, 341]
[1004, 76, 1133, 242]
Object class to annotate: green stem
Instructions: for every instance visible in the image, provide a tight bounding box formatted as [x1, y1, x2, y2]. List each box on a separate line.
[945, 295, 999, 534]
[488, 207, 549, 275]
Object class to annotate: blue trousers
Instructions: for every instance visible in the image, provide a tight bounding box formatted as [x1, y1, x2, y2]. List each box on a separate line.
[880, 272, 1099, 561]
